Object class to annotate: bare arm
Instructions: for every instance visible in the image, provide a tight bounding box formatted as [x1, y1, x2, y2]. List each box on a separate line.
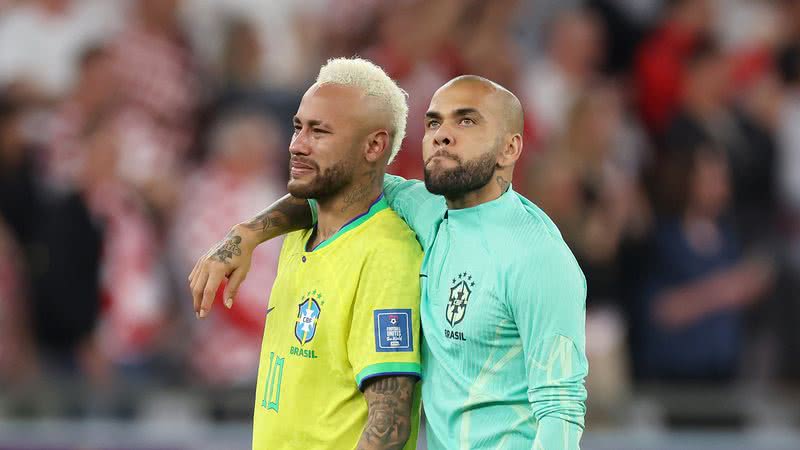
[357, 376, 416, 450]
[654, 259, 774, 328]
[237, 193, 313, 244]
[188, 194, 312, 317]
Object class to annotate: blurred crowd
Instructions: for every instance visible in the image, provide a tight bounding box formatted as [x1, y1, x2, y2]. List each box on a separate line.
[1, 0, 800, 425]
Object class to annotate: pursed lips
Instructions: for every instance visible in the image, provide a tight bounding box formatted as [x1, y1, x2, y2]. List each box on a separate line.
[426, 151, 460, 166]
[290, 158, 316, 177]
[290, 158, 315, 170]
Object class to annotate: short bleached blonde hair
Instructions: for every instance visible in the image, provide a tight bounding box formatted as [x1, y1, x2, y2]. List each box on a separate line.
[316, 57, 408, 164]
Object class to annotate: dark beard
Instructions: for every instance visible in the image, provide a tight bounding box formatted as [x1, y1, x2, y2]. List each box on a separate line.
[288, 159, 353, 200]
[424, 150, 497, 198]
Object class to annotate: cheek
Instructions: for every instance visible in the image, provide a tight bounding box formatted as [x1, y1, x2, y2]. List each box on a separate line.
[316, 139, 352, 170]
[306, 135, 333, 157]
[461, 138, 493, 159]
[421, 135, 436, 159]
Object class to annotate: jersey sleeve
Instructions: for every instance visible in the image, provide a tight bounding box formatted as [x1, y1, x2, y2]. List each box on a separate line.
[347, 228, 424, 390]
[508, 236, 588, 449]
[382, 174, 445, 247]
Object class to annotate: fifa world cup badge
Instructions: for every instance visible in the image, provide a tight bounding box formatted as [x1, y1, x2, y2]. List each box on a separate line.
[374, 309, 413, 352]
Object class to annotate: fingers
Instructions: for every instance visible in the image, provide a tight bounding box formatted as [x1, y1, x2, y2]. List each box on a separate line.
[188, 257, 201, 283]
[191, 267, 210, 317]
[223, 267, 247, 309]
[199, 270, 225, 318]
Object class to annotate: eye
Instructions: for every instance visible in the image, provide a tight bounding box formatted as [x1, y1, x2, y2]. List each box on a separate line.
[459, 118, 475, 126]
[312, 128, 329, 134]
[293, 124, 302, 133]
[426, 120, 440, 129]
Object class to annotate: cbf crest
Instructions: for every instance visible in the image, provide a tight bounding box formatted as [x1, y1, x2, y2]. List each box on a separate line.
[295, 290, 323, 346]
[446, 272, 475, 327]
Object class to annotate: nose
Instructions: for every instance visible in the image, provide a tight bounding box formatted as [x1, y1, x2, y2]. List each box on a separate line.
[433, 124, 454, 148]
[289, 129, 310, 156]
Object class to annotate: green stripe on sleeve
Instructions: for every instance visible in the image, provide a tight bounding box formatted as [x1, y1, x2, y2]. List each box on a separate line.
[355, 362, 421, 389]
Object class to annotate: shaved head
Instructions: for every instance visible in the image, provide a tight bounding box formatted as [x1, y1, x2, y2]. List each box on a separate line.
[423, 74, 525, 206]
[440, 75, 524, 135]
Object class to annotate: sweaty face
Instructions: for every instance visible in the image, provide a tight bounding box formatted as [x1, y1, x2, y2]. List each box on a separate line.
[288, 84, 365, 200]
[422, 82, 503, 197]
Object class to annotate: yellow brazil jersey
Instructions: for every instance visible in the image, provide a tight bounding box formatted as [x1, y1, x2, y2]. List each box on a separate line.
[252, 195, 423, 450]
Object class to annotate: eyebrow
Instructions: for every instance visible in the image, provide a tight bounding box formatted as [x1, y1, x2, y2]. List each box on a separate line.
[425, 111, 443, 121]
[293, 116, 332, 129]
[453, 108, 484, 120]
[424, 108, 484, 121]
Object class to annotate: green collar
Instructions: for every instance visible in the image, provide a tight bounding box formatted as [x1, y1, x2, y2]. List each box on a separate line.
[307, 194, 388, 252]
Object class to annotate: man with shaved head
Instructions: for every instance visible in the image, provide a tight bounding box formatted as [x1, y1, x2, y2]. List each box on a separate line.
[191, 73, 588, 449]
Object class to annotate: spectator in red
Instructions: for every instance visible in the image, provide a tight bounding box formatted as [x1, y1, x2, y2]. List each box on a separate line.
[522, 7, 605, 142]
[105, 0, 200, 205]
[78, 114, 169, 378]
[170, 110, 285, 386]
[663, 39, 780, 247]
[45, 44, 117, 191]
[634, 0, 715, 136]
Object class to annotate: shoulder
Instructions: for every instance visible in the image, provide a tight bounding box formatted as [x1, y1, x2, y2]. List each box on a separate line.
[359, 208, 423, 257]
[384, 175, 446, 211]
[494, 193, 570, 254]
[280, 229, 304, 251]
[494, 193, 584, 280]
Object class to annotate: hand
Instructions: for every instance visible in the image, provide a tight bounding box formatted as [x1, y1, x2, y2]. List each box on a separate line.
[654, 291, 700, 329]
[188, 225, 258, 318]
[188, 194, 313, 318]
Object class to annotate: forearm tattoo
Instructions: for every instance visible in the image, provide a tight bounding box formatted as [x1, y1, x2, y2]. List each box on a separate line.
[241, 194, 312, 237]
[357, 376, 415, 450]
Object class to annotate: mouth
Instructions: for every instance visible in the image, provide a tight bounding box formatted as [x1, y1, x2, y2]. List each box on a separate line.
[425, 150, 460, 166]
[290, 158, 316, 178]
[426, 155, 459, 168]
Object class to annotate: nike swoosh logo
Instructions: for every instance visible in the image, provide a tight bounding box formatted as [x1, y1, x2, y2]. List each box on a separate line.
[266, 307, 275, 315]
[419, 274, 428, 278]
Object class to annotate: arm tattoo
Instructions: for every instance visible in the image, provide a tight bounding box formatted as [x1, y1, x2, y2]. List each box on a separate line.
[240, 194, 312, 238]
[357, 376, 416, 450]
[210, 231, 242, 263]
[496, 175, 510, 193]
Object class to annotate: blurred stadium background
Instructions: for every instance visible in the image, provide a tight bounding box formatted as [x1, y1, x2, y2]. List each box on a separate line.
[1, 0, 800, 448]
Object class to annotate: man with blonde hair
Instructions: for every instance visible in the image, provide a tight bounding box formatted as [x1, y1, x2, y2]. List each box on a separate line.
[191, 57, 422, 449]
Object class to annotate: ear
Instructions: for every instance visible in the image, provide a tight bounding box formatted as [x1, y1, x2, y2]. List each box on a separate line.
[364, 129, 391, 163]
[497, 133, 522, 168]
